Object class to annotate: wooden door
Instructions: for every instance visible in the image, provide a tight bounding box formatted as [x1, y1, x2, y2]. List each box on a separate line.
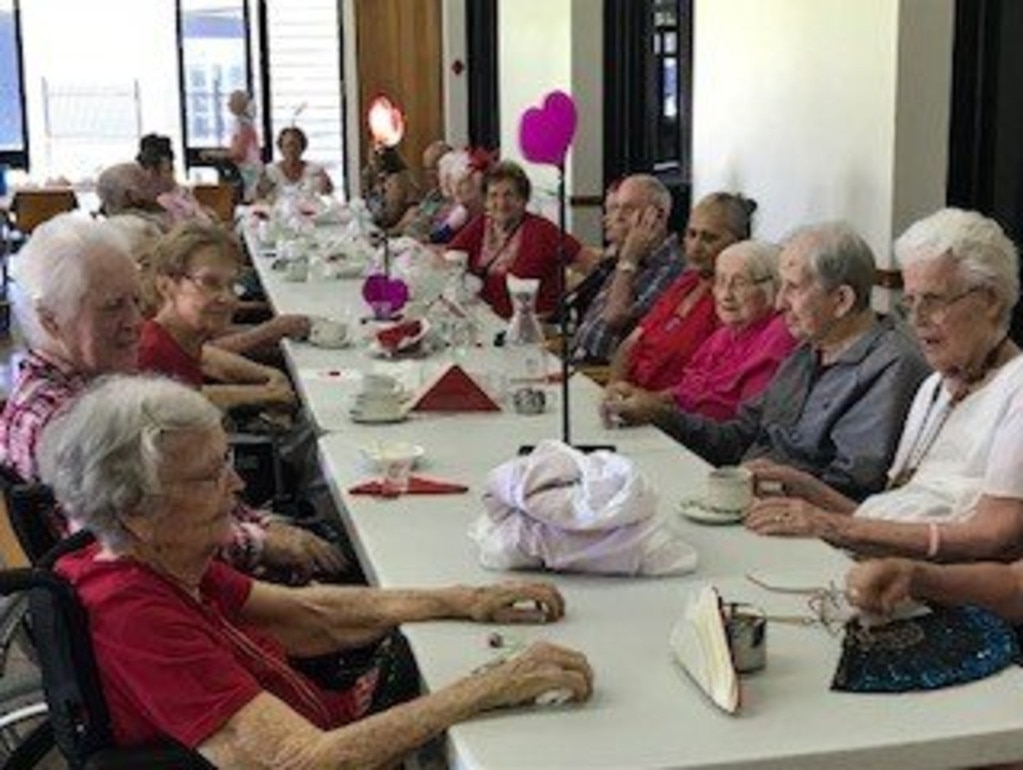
[354, 0, 444, 193]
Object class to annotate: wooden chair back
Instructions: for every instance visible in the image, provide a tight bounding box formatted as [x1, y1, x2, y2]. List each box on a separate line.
[192, 184, 236, 224]
[10, 190, 78, 235]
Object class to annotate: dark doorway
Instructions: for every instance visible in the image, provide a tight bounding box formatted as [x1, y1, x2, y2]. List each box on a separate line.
[466, 0, 499, 151]
[604, 0, 693, 233]
[948, 0, 1023, 340]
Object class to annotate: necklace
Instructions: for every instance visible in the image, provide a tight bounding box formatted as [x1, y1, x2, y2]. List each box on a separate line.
[887, 334, 1012, 490]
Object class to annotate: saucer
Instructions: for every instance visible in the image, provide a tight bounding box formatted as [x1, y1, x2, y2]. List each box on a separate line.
[677, 498, 744, 525]
[349, 407, 409, 425]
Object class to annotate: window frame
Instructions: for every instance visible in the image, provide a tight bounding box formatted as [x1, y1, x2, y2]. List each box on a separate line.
[0, 0, 29, 170]
[175, 0, 264, 170]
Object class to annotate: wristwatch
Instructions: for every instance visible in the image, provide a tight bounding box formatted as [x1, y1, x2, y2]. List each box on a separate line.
[616, 260, 638, 274]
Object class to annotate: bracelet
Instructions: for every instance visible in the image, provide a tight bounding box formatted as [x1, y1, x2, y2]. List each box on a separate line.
[615, 260, 638, 274]
[926, 522, 941, 558]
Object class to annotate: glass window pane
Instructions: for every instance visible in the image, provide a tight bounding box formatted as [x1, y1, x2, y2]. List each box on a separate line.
[181, 0, 248, 148]
[0, 0, 25, 154]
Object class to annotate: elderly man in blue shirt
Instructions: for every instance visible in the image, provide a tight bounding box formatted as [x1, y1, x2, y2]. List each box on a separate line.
[571, 174, 685, 363]
[609, 221, 929, 502]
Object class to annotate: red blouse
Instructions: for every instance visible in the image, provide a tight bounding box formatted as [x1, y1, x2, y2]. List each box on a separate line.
[627, 271, 720, 390]
[138, 319, 204, 388]
[449, 211, 582, 318]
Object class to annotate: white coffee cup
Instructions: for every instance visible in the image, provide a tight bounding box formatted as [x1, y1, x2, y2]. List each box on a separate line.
[706, 466, 753, 514]
[308, 317, 348, 348]
[361, 372, 400, 395]
[354, 391, 403, 420]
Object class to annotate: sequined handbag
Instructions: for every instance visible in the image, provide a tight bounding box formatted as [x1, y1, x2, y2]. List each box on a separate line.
[831, 605, 1021, 693]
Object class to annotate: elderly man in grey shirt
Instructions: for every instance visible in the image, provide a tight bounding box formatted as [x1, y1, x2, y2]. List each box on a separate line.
[606, 221, 930, 501]
[572, 175, 685, 363]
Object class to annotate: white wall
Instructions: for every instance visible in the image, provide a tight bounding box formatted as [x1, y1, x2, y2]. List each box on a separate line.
[441, 0, 469, 146]
[498, 0, 572, 212]
[692, 0, 953, 269]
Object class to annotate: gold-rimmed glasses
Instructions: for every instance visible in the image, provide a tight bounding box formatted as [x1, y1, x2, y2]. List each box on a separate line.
[182, 272, 239, 297]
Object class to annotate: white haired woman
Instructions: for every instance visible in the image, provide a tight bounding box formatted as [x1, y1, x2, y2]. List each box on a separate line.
[602, 239, 796, 424]
[42, 375, 593, 766]
[747, 208, 1023, 562]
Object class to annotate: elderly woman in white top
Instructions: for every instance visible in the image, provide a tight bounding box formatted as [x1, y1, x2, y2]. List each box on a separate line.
[44, 375, 593, 767]
[747, 208, 1023, 562]
[256, 127, 333, 202]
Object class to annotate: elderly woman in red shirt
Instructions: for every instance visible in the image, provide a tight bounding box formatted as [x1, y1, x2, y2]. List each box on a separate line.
[447, 160, 597, 318]
[45, 375, 593, 766]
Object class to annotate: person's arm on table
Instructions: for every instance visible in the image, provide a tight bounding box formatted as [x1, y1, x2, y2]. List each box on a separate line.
[199, 640, 593, 769]
[241, 580, 565, 657]
[213, 315, 311, 356]
[606, 328, 641, 384]
[846, 557, 1023, 622]
[201, 345, 295, 411]
[747, 494, 1023, 562]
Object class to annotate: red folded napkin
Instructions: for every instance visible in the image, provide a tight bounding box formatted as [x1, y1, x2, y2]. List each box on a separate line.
[348, 474, 469, 497]
[377, 319, 423, 352]
[411, 364, 501, 412]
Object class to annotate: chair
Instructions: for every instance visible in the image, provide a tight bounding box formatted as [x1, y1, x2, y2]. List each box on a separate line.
[0, 467, 58, 567]
[192, 184, 236, 224]
[0, 532, 213, 769]
[9, 190, 78, 236]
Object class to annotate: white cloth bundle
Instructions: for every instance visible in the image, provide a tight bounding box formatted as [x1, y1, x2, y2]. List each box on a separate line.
[469, 440, 698, 576]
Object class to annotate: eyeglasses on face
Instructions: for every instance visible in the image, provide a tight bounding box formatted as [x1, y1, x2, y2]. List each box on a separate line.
[714, 275, 773, 294]
[181, 272, 239, 296]
[897, 285, 983, 321]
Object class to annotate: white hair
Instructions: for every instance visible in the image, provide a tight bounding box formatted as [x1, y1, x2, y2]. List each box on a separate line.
[895, 207, 1019, 329]
[437, 150, 471, 197]
[723, 239, 783, 306]
[624, 174, 673, 217]
[11, 213, 134, 349]
[38, 375, 222, 550]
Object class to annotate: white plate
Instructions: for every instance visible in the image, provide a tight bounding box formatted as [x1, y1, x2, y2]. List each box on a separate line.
[358, 441, 425, 470]
[349, 407, 409, 425]
[677, 498, 744, 525]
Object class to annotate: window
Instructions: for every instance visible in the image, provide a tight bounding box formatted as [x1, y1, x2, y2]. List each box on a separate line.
[178, 0, 253, 166]
[0, 0, 27, 169]
[652, 0, 690, 174]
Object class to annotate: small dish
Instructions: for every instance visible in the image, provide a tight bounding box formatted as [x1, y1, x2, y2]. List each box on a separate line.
[358, 441, 425, 471]
[677, 498, 744, 525]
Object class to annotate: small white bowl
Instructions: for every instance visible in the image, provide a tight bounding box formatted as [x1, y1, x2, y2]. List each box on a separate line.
[358, 441, 425, 471]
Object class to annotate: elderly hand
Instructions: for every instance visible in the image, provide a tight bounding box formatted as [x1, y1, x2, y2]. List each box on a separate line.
[845, 558, 918, 617]
[743, 458, 817, 499]
[262, 375, 297, 407]
[262, 522, 348, 580]
[464, 582, 566, 624]
[619, 205, 662, 264]
[270, 314, 312, 341]
[477, 641, 594, 710]
[601, 381, 667, 427]
[744, 497, 828, 538]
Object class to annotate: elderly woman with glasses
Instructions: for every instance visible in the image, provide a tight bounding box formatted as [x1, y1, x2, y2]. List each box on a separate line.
[746, 208, 1023, 563]
[601, 239, 796, 424]
[138, 221, 297, 413]
[43, 375, 593, 766]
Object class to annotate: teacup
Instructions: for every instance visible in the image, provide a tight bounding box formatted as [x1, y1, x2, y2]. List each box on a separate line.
[706, 466, 753, 514]
[353, 391, 403, 420]
[308, 317, 348, 348]
[362, 372, 401, 395]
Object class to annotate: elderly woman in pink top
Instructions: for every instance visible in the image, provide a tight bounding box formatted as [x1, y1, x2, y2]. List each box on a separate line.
[602, 240, 796, 424]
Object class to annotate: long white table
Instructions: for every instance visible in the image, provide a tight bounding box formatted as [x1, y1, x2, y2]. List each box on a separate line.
[243, 217, 1023, 769]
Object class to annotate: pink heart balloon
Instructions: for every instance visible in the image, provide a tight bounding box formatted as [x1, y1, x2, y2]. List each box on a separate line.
[362, 273, 410, 319]
[519, 91, 577, 166]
